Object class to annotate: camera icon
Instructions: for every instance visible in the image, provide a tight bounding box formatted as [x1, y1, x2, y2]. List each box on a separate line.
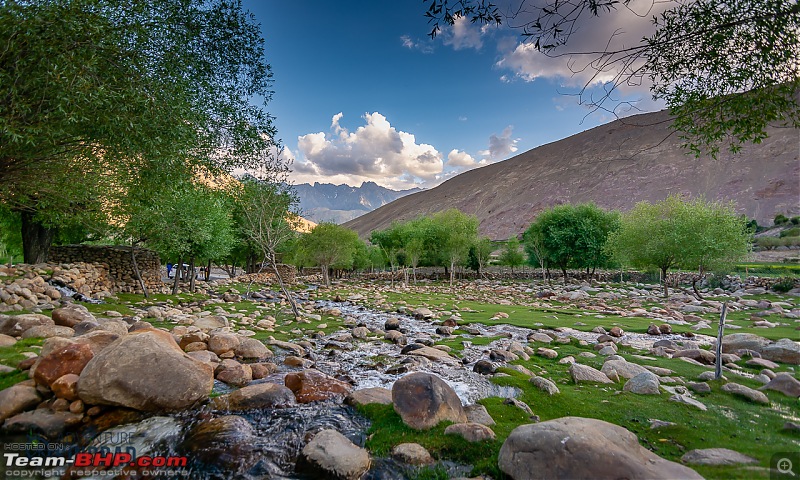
[773, 452, 800, 479]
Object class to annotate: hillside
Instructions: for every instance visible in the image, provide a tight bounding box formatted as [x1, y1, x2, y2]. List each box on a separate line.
[294, 181, 421, 224]
[345, 109, 800, 240]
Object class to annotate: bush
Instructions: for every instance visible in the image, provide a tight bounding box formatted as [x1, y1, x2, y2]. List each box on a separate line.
[779, 227, 800, 238]
[755, 237, 782, 250]
[792, 216, 800, 225]
[774, 214, 789, 225]
[781, 236, 800, 247]
[771, 277, 797, 293]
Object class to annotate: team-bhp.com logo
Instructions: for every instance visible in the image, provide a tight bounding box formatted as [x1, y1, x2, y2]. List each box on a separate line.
[5, 451, 188, 474]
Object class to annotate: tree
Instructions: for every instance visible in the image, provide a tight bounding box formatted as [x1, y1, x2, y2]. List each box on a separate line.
[499, 237, 525, 274]
[467, 237, 494, 278]
[300, 223, 361, 287]
[236, 174, 301, 318]
[423, 0, 800, 157]
[523, 203, 618, 283]
[370, 223, 405, 285]
[607, 195, 751, 298]
[0, 0, 277, 262]
[429, 209, 479, 286]
[400, 216, 436, 283]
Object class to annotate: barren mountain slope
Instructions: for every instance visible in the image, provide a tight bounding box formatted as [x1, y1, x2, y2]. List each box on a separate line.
[345, 109, 799, 240]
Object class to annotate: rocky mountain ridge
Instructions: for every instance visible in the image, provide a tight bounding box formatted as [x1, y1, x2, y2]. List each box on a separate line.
[294, 181, 421, 224]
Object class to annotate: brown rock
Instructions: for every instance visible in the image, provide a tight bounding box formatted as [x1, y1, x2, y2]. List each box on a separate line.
[52, 306, 96, 328]
[0, 384, 42, 422]
[759, 373, 800, 398]
[50, 374, 81, 401]
[285, 369, 351, 403]
[391, 443, 434, 465]
[392, 372, 467, 430]
[249, 362, 278, 379]
[345, 387, 393, 407]
[34, 343, 94, 388]
[444, 422, 496, 442]
[213, 383, 297, 411]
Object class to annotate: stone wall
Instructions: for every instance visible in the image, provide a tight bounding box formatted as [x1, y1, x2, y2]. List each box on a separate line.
[49, 245, 162, 294]
[229, 264, 297, 285]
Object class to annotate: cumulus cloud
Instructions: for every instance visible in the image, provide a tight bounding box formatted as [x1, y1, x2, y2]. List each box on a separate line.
[479, 126, 519, 160]
[291, 112, 444, 190]
[446, 149, 478, 167]
[400, 35, 434, 54]
[442, 16, 484, 50]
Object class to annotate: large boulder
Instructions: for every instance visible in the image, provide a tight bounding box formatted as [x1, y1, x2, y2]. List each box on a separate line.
[759, 373, 800, 398]
[392, 372, 466, 430]
[181, 415, 259, 472]
[234, 338, 273, 361]
[720, 333, 771, 354]
[345, 387, 392, 407]
[299, 429, 370, 480]
[498, 417, 703, 479]
[761, 338, 800, 365]
[0, 384, 42, 423]
[601, 359, 650, 380]
[33, 343, 94, 388]
[284, 369, 351, 403]
[77, 329, 214, 411]
[52, 305, 96, 328]
[569, 363, 613, 384]
[213, 382, 296, 411]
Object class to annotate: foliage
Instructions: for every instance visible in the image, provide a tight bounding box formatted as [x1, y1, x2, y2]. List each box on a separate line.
[298, 223, 363, 286]
[0, 0, 277, 260]
[774, 214, 790, 225]
[422, 0, 800, 157]
[780, 227, 800, 238]
[466, 237, 494, 275]
[607, 195, 751, 296]
[792, 216, 800, 225]
[771, 277, 797, 293]
[523, 203, 619, 280]
[498, 237, 525, 272]
[429, 209, 479, 285]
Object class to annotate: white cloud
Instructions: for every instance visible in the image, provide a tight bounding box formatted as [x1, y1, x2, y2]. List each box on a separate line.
[291, 112, 445, 190]
[446, 149, 477, 167]
[400, 35, 434, 54]
[479, 126, 519, 160]
[442, 16, 484, 50]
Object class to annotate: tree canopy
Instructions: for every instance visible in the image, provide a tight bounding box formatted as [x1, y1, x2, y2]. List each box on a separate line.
[423, 0, 800, 157]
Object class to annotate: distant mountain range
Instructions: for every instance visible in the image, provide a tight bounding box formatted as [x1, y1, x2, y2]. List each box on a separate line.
[293, 181, 421, 224]
[345, 108, 799, 240]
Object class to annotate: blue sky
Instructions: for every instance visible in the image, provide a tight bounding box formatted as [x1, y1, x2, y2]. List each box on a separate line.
[246, 1, 662, 189]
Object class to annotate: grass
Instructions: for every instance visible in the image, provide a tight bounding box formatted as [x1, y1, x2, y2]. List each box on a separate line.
[0, 337, 44, 390]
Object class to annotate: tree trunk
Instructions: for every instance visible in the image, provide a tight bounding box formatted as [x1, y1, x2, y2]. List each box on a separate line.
[450, 260, 455, 286]
[20, 210, 54, 264]
[662, 266, 670, 298]
[323, 264, 330, 287]
[561, 266, 568, 285]
[130, 243, 149, 298]
[172, 256, 182, 294]
[205, 259, 212, 281]
[189, 256, 196, 293]
[269, 255, 299, 319]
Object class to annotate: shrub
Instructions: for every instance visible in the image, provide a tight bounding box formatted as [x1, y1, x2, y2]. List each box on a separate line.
[755, 237, 782, 250]
[774, 214, 789, 225]
[792, 216, 800, 225]
[781, 236, 800, 247]
[771, 277, 797, 293]
[779, 227, 800, 238]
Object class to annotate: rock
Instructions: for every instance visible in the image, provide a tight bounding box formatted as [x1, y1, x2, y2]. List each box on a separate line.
[391, 443, 434, 465]
[647, 324, 661, 335]
[75, 330, 119, 355]
[721, 382, 770, 404]
[214, 382, 296, 410]
[266, 339, 306, 356]
[0, 333, 16, 347]
[392, 372, 466, 430]
[601, 359, 649, 380]
[208, 333, 240, 355]
[77, 329, 214, 411]
[352, 326, 370, 339]
[284, 356, 314, 368]
[249, 362, 278, 379]
[528, 332, 553, 343]
[673, 348, 716, 365]
[659, 324, 672, 334]
[384, 317, 401, 331]
[721, 333, 771, 354]
[681, 448, 758, 466]
[623, 372, 661, 395]
[50, 373, 81, 401]
[669, 394, 707, 410]
[697, 371, 719, 381]
[761, 338, 800, 365]
[285, 369, 351, 403]
[444, 422, 496, 442]
[435, 326, 453, 336]
[489, 349, 519, 362]
[609, 326, 624, 337]
[215, 360, 253, 387]
[759, 373, 800, 398]
[345, 387, 392, 406]
[473, 360, 496, 375]
[529, 376, 560, 395]
[33, 343, 94, 388]
[194, 315, 228, 330]
[503, 397, 534, 416]
[0, 384, 41, 422]
[464, 404, 496, 426]
[2, 410, 83, 438]
[745, 357, 779, 369]
[182, 415, 258, 472]
[498, 417, 702, 480]
[536, 348, 558, 359]
[22, 325, 74, 339]
[569, 363, 613, 384]
[234, 338, 273, 360]
[52, 305, 96, 328]
[406, 346, 454, 362]
[384, 330, 406, 344]
[688, 382, 711, 394]
[300, 429, 370, 480]
[412, 307, 434, 319]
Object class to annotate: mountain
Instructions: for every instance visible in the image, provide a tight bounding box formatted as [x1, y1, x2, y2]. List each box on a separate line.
[345, 109, 799, 240]
[293, 181, 421, 224]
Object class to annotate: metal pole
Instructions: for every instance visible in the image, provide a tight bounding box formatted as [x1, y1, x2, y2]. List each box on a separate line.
[715, 302, 728, 379]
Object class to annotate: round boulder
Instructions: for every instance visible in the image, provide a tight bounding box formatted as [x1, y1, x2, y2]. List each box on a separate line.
[299, 429, 370, 480]
[498, 417, 703, 479]
[213, 382, 296, 411]
[392, 372, 466, 430]
[77, 329, 214, 411]
[284, 369, 352, 403]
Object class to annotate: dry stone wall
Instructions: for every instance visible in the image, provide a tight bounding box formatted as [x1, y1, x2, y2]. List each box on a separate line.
[49, 245, 162, 294]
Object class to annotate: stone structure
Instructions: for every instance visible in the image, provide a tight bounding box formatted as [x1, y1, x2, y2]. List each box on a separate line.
[230, 265, 297, 285]
[50, 245, 161, 294]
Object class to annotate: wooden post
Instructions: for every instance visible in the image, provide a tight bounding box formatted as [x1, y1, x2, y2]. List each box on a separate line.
[715, 302, 728, 380]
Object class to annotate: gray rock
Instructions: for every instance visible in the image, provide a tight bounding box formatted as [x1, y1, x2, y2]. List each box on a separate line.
[498, 417, 703, 480]
[669, 394, 707, 411]
[444, 422, 496, 442]
[601, 359, 649, 380]
[392, 372, 466, 430]
[681, 448, 758, 465]
[0, 384, 41, 423]
[761, 338, 800, 365]
[391, 443, 433, 465]
[2, 410, 83, 438]
[529, 376, 560, 395]
[214, 382, 297, 410]
[569, 363, 613, 384]
[300, 429, 370, 480]
[721, 382, 770, 404]
[623, 372, 661, 395]
[464, 404, 496, 426]
[759, 373, 800, 398]
[234, 337, 273, 360]
[688, 382, 711, 394]
[345, 387, 393, 406]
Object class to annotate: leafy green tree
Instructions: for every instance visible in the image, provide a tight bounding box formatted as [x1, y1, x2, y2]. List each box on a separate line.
[523, 203, 619, 283]
[400, 216, 437, 283]
[429, 209, 479, 285]
[499, 237, 525, 273]
[0, 0, 276, 262]
[370, 222, 405, 284]
[300, 223, 361, 287]
[423, 0, 799, 157]
[607, 195, 751, 298]
[467, 237, 494, 277]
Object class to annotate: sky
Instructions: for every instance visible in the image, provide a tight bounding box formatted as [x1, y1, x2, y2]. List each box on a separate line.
[245, 1, 665, 190]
